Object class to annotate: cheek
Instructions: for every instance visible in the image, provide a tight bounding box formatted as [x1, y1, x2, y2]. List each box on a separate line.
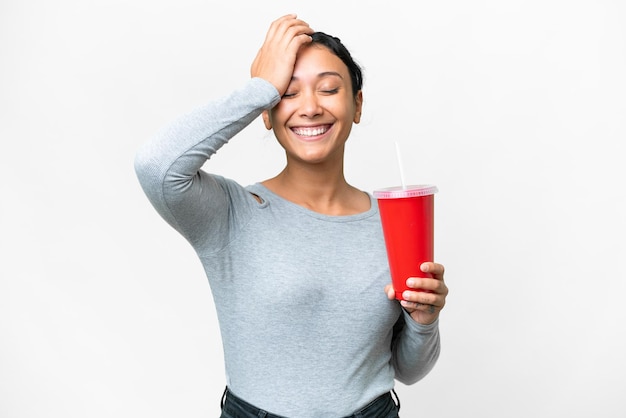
[328, 103, 355, 123]
[272, 100, 297, 115]
[324, 93, 356, 117]
[268, 108, 290, 129]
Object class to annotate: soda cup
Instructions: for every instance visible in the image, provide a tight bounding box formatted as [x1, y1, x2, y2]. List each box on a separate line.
[373, 185, 438, 300]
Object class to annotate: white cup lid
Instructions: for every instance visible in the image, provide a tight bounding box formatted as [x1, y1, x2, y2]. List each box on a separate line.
[373, 184, 438, 199]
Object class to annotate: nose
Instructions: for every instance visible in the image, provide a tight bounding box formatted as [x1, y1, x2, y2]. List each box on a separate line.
[298, 90, 322, 118]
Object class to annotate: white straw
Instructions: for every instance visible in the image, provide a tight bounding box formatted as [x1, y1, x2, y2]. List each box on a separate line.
[394, 141, 407, 190]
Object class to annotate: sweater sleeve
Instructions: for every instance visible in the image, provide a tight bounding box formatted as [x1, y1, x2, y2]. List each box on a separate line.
[391, 311, 441, 385]
[134, 77, 281, 248]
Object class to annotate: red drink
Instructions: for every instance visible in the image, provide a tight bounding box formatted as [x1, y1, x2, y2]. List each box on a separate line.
[373, 185, 438, 300]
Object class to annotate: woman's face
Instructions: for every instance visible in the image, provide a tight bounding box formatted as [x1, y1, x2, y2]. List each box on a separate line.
[263, 45, 363, 166]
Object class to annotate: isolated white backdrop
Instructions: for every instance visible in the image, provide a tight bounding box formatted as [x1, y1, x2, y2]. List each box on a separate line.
[1, 1, 625, 417]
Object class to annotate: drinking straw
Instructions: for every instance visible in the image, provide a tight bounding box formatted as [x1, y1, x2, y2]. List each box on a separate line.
[395, 141, 407, 190]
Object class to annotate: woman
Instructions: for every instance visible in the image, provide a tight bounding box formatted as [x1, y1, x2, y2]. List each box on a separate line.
[135, 14, 448, 418]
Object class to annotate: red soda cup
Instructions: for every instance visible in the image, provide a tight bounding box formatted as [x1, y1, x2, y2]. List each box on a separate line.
[373, 185, 438, 300]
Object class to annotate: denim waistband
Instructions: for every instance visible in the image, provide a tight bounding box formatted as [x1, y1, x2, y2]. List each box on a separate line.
[220, 387, 399, 418]
[221, 387, 286, 418]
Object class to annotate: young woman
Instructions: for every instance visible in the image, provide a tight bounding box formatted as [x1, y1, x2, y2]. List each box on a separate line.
[135, 14, 448, 418]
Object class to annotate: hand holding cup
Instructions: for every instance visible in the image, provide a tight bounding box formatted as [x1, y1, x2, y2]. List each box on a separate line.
[385, 262, 448, 325]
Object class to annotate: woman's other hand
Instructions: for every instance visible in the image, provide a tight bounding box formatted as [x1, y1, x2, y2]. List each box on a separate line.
[250, 14, 314, 96]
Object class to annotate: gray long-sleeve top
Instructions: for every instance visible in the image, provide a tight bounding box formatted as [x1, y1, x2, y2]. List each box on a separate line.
[134, 77, 440, 417]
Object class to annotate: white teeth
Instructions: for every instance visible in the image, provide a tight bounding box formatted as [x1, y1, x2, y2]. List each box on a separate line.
[293, 126, 328, 137]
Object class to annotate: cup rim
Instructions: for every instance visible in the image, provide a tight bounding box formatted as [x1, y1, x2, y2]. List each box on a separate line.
[373, 184, 438, 199]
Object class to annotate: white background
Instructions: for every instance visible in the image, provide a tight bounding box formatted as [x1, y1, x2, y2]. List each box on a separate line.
[2, 0, 625, 417]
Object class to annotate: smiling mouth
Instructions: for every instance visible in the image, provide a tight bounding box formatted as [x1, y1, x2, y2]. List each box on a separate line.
[291, 125, 331, 137]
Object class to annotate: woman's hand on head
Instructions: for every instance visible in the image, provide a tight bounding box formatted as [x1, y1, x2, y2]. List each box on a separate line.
[250, 14, 314, 95]
[385, 262, 448, 325]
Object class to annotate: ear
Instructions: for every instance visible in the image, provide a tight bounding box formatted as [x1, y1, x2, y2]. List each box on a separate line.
[262, 110, 272, 130]
[353, 90, 363, 124]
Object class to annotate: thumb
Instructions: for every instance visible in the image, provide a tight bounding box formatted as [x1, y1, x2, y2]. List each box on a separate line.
[384, 284, 395, 300]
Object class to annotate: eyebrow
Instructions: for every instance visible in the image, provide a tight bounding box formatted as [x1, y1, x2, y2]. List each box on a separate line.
[318, 71, 343, 79]
[291, 71, 344, 81]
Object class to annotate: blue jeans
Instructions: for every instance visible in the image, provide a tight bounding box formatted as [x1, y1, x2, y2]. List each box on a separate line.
[219, 387, 400, 418]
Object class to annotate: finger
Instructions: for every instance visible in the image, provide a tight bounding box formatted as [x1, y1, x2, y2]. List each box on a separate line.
[384, 284, 395, 300]
[406, 277, 446, 294]
[270, 15, 312, 45]
[286, 32, 314, 56]
[265, 14, 298, 40]
[277, 15, 312, 34]
[402, 288, 440, 307]
[283, 24, 314, 52]
[420, 262, 445, 279]
[401, 300, 438, 314]
[260, 21, 313, 66]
